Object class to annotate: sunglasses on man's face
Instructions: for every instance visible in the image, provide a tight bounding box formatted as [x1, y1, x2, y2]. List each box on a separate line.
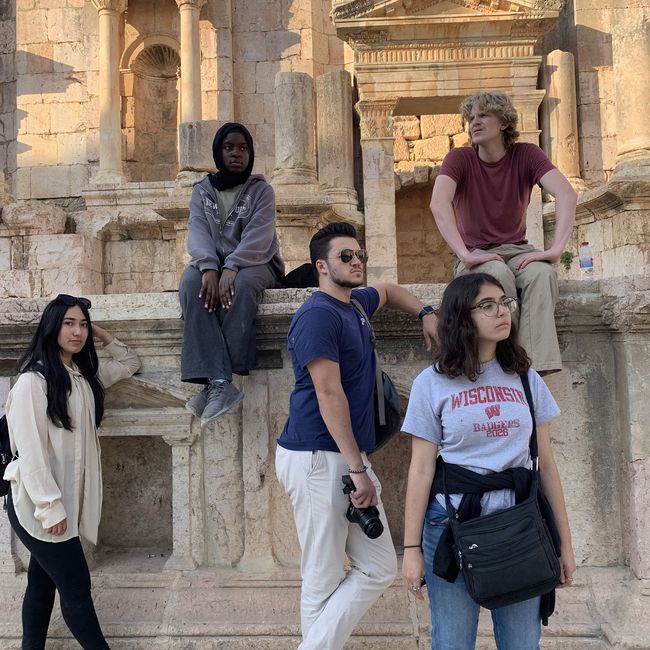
[56, 294, 92, 309]
[329, 249, 369, 264]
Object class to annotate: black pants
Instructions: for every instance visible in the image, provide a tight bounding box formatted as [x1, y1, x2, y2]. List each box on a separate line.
[7, 495, 110, 650]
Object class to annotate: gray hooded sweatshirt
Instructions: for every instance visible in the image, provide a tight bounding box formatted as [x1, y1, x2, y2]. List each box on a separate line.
[187, 174, 284, 276]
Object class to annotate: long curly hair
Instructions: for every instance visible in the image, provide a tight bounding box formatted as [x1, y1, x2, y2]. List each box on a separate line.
[434, 273, 530, 381]
[17, 298, 105, 430]
[460, 91, 520, 149]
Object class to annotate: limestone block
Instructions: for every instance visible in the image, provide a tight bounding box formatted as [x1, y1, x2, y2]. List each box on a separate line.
[56, 132, 87, 165]
[16, 9, 47, 46]
[0, 239, 10, 270]
[266, 30, 301, 61]
[15, 168, 30, 199]
[420, 114, 464, 138]
[17, 134, 58, 167]
[0, 270, 41, 298]
[413, 165, 429, 185]
[15, 43, 54, 75]
[393, 135, 410, 162]
[233, 61, 256, 95]
[233, 31, 267, 62]
[256, 61, 279, 95]
[47, 8, 83, 44]
[452, 132, 471, 148]
[30, 165, 72, 199]
[178, 120, 219, 173]
[0, 53, 15, 84]
[69, 164, 89, 196]
[42, 268, 103, 297]
[21, 103, 50, 135]
[392, 116, 420, 140]
[104, 240, 176, 275]
[413, 136, 450, 161]
[24, 234, 101, 271]
[53, 42, 87, 73]
[51, 102, 86, 133]
[234, 92, 265, 126]
[233, 0, 282, 31]
[1, 200, 66, 233]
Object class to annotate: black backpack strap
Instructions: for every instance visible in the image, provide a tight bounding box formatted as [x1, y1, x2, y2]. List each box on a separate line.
[520, 372, 539, 465]
[349, 297, 386, 426]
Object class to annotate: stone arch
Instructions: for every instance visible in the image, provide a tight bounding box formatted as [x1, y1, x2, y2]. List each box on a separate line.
[121, 34, 181, 182]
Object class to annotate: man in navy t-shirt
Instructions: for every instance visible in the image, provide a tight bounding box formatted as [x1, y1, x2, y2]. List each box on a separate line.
[275, 222, 438, 649]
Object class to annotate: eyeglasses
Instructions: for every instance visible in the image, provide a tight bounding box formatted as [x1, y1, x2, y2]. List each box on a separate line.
[56, 294, 92, 309]
[328, 249, 369, 264]
[470, 297, 518, 317]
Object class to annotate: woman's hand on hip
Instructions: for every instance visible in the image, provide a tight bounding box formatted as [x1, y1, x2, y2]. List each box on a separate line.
[402, 547, 426, 601]
[47, 518, 67, 536]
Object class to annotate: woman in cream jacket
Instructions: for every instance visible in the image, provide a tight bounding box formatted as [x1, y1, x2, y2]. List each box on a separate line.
[4, 294, 140, 650]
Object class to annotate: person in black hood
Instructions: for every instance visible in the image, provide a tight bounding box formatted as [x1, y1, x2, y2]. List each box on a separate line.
[179, 122, 284, 426]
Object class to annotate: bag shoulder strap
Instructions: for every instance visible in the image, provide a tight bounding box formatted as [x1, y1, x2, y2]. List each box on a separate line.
[519, 372, 538, 464]
[349, 297, 386, 426]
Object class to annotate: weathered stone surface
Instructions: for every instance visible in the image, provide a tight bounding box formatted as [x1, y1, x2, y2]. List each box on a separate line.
[420, 114, 463, 138]
[1, 200, 66, 233]
[392, 115, 420, 140]
[412, 136, 450, 162]
[393, 135, 410, 162]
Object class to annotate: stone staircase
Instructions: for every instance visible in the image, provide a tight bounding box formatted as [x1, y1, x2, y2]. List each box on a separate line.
[0, 561, 648, 649]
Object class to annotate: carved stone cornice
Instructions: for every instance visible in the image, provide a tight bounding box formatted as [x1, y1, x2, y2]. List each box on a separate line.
[332, 0, 565, 21]
[353, 40, 537, 64]
[175, 0, 207, 9]
[91, 0, 127, 13]
[356, 98, 399, 139]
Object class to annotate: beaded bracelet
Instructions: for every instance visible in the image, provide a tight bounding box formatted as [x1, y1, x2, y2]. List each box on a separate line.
[348, 465, 368, 474]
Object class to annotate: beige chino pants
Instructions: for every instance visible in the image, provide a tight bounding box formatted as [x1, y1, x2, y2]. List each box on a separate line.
[275, 446, 397, 650]
[455, 243, 562, 373]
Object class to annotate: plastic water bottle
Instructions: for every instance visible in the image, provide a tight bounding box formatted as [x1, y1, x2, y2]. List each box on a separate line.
[578, 242, 594, 277]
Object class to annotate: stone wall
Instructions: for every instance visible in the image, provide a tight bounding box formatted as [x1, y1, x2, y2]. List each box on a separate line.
[0, 0, 16, 196]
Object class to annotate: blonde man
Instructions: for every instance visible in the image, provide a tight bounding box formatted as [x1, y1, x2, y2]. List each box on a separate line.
[430, 91, 577, 374]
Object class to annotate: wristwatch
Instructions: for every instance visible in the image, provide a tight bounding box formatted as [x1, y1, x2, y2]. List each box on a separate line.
[418, 305, 436, 320]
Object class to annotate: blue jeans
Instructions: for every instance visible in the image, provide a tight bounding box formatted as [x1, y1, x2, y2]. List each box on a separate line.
[422, 498, 541, 650]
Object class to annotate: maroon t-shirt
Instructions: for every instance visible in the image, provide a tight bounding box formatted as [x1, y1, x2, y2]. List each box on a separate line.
[438, 143, 555, 250]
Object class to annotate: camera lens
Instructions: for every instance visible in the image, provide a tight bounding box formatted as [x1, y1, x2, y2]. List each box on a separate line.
[362, 518, 384, 539]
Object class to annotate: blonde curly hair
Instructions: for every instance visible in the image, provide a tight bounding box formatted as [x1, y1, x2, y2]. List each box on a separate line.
[460, 91, 520, 149]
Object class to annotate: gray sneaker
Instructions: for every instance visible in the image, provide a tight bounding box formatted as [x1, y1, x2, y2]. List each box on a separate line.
[185, 385, 209, 418]
[200, 380, 244, 427]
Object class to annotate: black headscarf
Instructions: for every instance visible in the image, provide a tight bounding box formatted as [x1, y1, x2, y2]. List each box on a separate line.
[210, 122, 255, 191]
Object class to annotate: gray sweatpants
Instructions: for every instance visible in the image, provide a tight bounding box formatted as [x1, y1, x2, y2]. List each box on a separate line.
[179, 264, 277, 383]
[455, 243, 562, 373]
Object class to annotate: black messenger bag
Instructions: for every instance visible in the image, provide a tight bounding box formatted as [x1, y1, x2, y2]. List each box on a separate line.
[443, 373, 561, 610]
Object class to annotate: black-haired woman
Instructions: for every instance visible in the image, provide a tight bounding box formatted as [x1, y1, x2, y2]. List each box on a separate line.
[401, 273, 575, 650]
[4, 294, 140, 649]
[179, 121, 284, 426]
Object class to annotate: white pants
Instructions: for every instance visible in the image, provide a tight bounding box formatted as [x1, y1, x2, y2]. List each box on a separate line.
[275, 446, 397, 650]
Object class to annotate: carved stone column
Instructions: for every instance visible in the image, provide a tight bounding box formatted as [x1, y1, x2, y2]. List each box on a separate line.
[316, 70, 358, 213]
[237, 374, 277, 571]
[176, 0, 206, 124]
[272, 72, 318, 186]
[540, 50, 585, 190]
[356, 98, 398, 283]
[611, 7, 650, 177]
[162, 431, 198, 571]
[91, 0, 127, 185]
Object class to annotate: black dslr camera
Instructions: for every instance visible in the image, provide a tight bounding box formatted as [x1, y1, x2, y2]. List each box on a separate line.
[341, 475, 384, 539]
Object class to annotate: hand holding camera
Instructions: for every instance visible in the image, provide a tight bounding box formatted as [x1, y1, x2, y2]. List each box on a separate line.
[342, 475, 384, 539]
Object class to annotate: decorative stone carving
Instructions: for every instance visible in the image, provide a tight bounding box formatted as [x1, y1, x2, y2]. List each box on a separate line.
[175, 0, 207, 7]
[356, 98, 398, 140]
[90, 0, 127, 12]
